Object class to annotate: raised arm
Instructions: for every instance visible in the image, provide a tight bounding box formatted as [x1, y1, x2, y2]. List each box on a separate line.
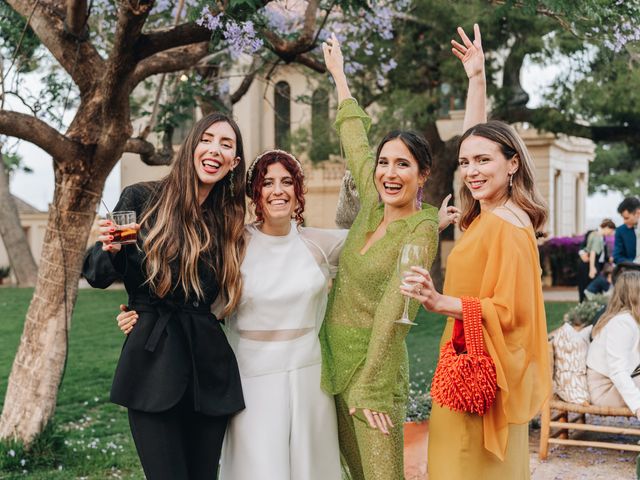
[323, 33, 377, 206]
[322, 33, 352, 103]
[452, 23, 487, 132]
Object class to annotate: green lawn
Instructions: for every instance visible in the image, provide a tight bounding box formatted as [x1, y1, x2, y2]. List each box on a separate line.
[0, 287, 572, 479]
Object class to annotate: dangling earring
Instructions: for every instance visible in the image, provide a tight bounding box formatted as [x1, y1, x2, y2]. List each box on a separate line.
[416, 185, 424, 209]
[229, 169, 235, 196]
[508, 173, 513, 189]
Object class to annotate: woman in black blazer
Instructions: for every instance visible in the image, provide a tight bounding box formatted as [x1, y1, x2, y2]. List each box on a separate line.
[83, 112, 246, 480]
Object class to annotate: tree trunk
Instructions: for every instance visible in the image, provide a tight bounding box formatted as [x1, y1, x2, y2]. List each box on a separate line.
[0, 162, 38, 286]
[0, 171, 102, 444]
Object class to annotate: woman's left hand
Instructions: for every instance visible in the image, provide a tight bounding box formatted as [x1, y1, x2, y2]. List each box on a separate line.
[349, 407, 393, 435]
[400, 266, 440, 311]
[438, 194, 460, 232]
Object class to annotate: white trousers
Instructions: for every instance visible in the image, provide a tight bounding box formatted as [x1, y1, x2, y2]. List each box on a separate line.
[219, 363, 341, 480]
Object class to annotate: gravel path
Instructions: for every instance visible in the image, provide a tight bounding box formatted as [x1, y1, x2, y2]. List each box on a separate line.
[529, 418, 638, 480]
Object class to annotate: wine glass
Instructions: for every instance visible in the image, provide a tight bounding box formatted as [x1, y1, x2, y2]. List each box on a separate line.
[396, 244, 425, 325]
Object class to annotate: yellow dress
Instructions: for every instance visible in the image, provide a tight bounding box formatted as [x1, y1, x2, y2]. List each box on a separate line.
[428, 210, 551, 480]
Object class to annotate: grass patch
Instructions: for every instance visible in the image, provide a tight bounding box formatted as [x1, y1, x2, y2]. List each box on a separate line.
[0, 287, 575, 478]
[0, 287, 143, 479]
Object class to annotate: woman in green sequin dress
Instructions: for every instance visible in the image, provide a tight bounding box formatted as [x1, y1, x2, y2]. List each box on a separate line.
[319, 35, 439, 479]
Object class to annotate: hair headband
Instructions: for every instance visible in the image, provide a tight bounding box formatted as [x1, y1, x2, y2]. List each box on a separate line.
[245, 149, 303, 197]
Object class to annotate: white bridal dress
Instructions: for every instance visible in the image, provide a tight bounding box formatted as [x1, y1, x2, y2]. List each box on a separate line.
[219, 222, 347, 480]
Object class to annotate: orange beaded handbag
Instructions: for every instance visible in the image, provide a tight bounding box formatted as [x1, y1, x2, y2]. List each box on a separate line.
[430, 296, 497, 415]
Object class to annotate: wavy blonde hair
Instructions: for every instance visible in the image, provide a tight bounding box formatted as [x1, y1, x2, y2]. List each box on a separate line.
[592, 271, 640, 338]
[458, 121, 548, 233]
[140, 113, 246, 317]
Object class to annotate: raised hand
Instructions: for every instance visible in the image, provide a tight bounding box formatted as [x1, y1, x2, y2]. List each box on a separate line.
[322, 33, 344, 80]
[322, 33, 352, 102]
[438, 194, 461, 232]
[451, 23, 484, 80]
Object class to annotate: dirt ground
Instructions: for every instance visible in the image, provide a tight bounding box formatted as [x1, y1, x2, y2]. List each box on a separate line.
[529, 416, 638, 480]
[405, 417, 638, 480]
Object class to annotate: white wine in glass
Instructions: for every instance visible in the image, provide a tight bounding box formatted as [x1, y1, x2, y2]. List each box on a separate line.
[396, 244, 425, 325]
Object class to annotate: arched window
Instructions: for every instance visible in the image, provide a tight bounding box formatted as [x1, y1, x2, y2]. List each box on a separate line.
[310, 88, 330, 162]
[274, 81, 291, 150]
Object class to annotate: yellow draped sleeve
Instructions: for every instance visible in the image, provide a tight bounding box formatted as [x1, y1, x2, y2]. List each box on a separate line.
[442, 211, 551, 459]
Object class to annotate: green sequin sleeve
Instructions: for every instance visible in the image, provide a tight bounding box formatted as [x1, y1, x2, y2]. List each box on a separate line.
[346, 216, 439, 413]
[334, 98, 378, 207]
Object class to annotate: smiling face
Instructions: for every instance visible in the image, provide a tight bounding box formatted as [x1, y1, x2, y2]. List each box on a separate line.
[193, 121, 239, 192]
[458, 135, 518, 209]
[375, 138, 426, 210]
[259, 162, 297, 226]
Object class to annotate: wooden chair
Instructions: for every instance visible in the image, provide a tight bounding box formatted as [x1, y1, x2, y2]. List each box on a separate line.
[539, 342, 640, 460]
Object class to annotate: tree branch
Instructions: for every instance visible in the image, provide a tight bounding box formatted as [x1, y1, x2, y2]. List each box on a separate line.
[0, 110, 83, 160]
[64, 0, 87, 38]
[102, 1, 153, 110]
[6, 0, 104, 93]
[495, 104, 638, 144]
[131, 42, 209, 87]
[230, 64, 257, 105]
[291, 53, 325, 73]
[262, 0, 320, 61]
[124, 136, 173, 166]
[134, 21, 213, 60]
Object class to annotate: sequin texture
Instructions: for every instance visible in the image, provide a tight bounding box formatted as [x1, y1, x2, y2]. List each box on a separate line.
[319, 99, 439, 479]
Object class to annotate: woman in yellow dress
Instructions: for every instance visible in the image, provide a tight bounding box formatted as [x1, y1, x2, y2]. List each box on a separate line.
[401, 27, 551, 480]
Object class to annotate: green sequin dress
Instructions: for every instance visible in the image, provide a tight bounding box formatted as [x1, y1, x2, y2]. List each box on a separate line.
[319, 99, 439, 479]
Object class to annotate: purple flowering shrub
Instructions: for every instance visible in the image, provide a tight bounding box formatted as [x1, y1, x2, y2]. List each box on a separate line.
[541, 235, 614, 286]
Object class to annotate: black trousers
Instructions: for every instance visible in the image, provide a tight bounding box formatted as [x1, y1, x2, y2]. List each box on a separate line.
[576, 261, 590, 303]
[128, 391, 229, 480]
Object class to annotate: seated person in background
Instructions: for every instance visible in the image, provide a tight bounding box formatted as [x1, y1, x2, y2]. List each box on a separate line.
[552, 308, 593, 405]
[584, 263, 614, 300]
[613, 197, 640, 264]
[586, 270, 640, 418]
[585, 218, 615, 280]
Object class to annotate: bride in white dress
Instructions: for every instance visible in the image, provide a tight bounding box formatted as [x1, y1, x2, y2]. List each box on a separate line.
[220, 150, 345, 479]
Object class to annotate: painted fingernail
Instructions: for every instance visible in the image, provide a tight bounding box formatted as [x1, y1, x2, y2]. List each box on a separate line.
[109, 236, 114, 240]
[109, 228, 115, 232]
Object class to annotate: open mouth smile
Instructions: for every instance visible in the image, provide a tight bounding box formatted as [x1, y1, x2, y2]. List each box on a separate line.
[202, 159, 222, 174]
[383, 182, 403, 194]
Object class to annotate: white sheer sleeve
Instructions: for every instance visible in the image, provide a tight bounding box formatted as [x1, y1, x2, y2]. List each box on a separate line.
[300, 227, 348, 279]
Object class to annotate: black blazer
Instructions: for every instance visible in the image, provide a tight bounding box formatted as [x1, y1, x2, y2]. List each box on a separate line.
[82, 183, 244, 416]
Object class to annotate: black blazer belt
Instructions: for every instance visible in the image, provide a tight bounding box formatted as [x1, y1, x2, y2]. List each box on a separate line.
[127, 295, 214, 411]
[127, 296, 212, 352]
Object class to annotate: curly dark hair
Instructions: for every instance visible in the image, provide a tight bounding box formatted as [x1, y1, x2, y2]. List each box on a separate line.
[247, 150, 306, 225]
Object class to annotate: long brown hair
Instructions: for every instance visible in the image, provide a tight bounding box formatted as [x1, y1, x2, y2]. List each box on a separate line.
[458, 121, 548, 232]
[247, 150, 305, 225]
[140, 113, 246, 316]
[592, 271, 640, 338]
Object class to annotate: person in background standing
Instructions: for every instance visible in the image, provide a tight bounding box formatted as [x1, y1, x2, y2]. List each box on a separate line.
[613, 197, 640, 264]
[585, 219, 615, 280]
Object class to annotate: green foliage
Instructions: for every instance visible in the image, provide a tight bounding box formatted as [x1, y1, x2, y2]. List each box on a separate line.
[590, 143, 640, 196]
[564, 299, 607, 328]
[406, 378, 432, 422]
[0, 2, 41, 73]
[2, 151, 32, 175]
[0, 423, 67, 473]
